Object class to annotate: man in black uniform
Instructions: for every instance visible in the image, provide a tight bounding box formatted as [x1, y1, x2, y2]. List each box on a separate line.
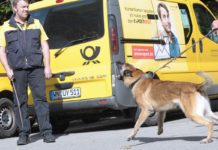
[0, 0, 55, 145]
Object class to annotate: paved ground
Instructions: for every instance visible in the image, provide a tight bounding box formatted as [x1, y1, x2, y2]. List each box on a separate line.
[1, 112, 218, 150]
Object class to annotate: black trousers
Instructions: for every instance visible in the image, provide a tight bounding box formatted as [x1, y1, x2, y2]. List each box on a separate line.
[12, 67, 52, 136]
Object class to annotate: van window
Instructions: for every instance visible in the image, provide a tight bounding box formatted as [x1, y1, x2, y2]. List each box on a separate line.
[193, 4, 214, 36]
[178, 4, 192, 44]
[31, 0, 104, 49]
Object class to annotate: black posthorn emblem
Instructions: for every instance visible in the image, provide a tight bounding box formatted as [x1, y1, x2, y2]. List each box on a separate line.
[80, 46, 100, 65]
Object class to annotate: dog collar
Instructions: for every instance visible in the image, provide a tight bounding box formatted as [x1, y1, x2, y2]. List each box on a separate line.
[129, 77, 142, 89]
[129, 72, 154, 89]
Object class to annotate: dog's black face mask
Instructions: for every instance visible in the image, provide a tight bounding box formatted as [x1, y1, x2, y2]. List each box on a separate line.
[116, 62, 134, 80]
[122, 70, 133, 79]
[124, 70, 133, 77]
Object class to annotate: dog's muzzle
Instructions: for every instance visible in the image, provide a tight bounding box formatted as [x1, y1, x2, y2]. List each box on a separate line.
[115, 61, 124, 80]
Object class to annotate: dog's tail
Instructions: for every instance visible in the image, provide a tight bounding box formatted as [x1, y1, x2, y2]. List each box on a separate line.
[196, 71, 213, 91]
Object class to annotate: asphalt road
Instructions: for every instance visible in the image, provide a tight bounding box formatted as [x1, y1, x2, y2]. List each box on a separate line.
[1, 113, 218, 150]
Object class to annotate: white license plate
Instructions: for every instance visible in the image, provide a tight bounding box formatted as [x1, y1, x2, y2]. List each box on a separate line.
[50, 88, 81, 100]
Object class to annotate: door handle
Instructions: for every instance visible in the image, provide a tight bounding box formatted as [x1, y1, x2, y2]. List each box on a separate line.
[192, 38, 196, 53]
[52, 71, 75, 81]
[199, 39, 203, 53]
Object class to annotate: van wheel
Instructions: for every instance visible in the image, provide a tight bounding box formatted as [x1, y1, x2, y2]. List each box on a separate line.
[0, 98, 17, 138]
[132, 107, 158, 126]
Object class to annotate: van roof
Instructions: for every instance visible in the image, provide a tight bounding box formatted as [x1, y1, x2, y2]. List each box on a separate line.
[30, 0, 203, 11]
[30, 0, 79, 11]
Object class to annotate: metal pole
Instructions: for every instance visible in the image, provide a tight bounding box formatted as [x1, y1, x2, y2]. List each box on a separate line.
[11, 80, 24, 128]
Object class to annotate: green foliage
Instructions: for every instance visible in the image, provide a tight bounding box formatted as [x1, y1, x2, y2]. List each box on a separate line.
[0, 0, 42, 25]
[0, 0, 12, 25]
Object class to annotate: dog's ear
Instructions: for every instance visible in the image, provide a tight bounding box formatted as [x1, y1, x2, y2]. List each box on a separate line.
[123, 70, 133, 77]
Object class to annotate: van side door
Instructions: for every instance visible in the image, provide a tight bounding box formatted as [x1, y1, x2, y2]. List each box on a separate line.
[119, 0, 200, 82]
[153, 1, 199, 82]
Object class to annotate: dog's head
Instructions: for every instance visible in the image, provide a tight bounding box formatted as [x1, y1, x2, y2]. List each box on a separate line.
[117, 62, 144, 87]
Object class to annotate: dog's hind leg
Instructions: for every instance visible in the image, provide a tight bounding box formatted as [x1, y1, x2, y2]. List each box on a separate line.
[127, 107, 150, 141]
[190, 94, 214, 143]
[201, 98, 218, 124]
[190, 115, 213, 143]
[211, 114, 218, 124]
[205, 105, 218, 124]
[210, 114, 218, 124]
[157, 111, 166, 135]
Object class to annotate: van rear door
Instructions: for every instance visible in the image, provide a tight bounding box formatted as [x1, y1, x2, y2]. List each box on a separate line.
[30, 0, 112, 104]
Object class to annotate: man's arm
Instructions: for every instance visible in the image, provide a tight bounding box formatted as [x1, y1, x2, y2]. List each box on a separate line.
[41, 40, 52, 79]
[0, 46, 14, 80]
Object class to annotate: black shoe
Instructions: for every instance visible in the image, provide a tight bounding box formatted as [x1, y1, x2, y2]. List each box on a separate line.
[17, 135, 30, 145]
[43, 133, 56, 143]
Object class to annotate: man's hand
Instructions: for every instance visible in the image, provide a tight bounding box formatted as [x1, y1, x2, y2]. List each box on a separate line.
[44, 66, 52, 79]
[6, 68, 14, 81]
[41, 40, 52, 79]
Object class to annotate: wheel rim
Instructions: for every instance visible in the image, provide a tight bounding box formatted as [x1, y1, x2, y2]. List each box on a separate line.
[0, 106, 13, 130]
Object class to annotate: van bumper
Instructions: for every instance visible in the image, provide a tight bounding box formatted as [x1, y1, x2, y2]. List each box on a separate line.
[28, 96, 122, 114]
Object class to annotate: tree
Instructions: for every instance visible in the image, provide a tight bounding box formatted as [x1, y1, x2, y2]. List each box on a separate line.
[0, 0, 12, 25]
[0, 0, 42, 25]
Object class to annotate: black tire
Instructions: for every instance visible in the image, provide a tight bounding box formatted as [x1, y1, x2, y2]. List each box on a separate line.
[50, 117, 70, 134]
[132, 107, 159, 126]
[0, 98, 17, 138]
[82, 117, 100, 124]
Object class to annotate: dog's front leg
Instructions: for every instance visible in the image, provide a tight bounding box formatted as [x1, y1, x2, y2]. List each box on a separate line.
[157, 111, 166, 135]
[127, 107, 150, 141]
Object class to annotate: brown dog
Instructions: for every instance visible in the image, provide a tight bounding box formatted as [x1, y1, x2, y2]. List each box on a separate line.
[119, 63, 218, 143]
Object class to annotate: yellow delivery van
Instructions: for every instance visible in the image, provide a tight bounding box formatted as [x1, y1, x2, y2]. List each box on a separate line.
[1, 0, 218, 138]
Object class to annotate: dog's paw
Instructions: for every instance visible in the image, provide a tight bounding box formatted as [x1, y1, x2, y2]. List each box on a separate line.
[127, 131, 136, 141]
[121, 145, 131, 150]
[200, 138, 213, 144]
[127, 137, 133, 141]
[157, 128, 163, 135]
[127, 135, 135, 141]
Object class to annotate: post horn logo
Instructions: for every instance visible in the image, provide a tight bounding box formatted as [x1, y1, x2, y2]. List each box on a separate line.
[80, 46, 100, 65]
